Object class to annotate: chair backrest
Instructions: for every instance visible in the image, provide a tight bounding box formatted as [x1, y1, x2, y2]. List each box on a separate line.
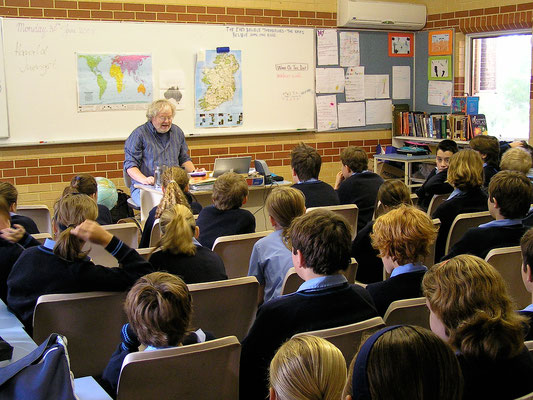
[516, 392, 533, 400]
[383, 297, 430, 329]
[140, 189, 162, 225]
[525, 340, 533, 355]
[444, 211, 493, 255]
[135, 247, 157, 260]
[485, 246, 531, 309]
[117, 336, 240, 400]
[85, 222, 139, 267]
[307, 204, 358, 240]
[149, 219, 161, 248]
[33, 291, 128, 377]
[31, 232, 53, 244]
[188, 277, 259, 341]
[292, 317, 385, 367]
[212, 231, 272, 279]
[410, 193, 418, 206]
[16, 205, 52, 234]
[422, 218, 441, 268]
[281, 259, 358, 295]
[427, 193, 450, 216]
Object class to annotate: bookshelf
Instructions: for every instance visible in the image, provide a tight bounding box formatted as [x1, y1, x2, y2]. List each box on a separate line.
[392, 136, 469, 148]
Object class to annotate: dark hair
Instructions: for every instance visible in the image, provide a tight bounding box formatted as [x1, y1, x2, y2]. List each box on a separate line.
[126, 272, 192, 348]
[521, 228, 533, 273]
[70, 174, 97, 196]
[470, 135, 500, 168]
[488, 170, 532, 219]
[374, 179, 412, 218]
[0, 181, 18, 206]
[437, 139, 459, 154]
[0, 196, 10, 221]
[340, 147, 368, 173]
[287, 209, 351, 275]
[291, 142, 322, 181]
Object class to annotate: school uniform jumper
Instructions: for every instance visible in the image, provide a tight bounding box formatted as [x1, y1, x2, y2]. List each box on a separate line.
[432, 187, 488, 261]
[239, 274, 378, 400]
[366, 263, 427, 317]
[351, 220, 383, 284]
[149, 240, 227, 284]
[483, 163, 500, 187]
[336, 171, 384, 232]
[415, 168, 453, 211]
[196, 205, 255, 250]
[7, 237, 153, 332]
[96, 203, 114, 226]
[291, 180, 339, 208]
[442, 219, 528, 261]
[10, 213, 39, 234]
[519, 304, 533, 341]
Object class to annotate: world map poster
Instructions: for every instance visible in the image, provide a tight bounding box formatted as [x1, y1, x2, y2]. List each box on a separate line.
[195, 50, 243, 128]
[77, 53, 153, 112]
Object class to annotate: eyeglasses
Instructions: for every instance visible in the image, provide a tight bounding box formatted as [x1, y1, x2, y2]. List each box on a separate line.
[156, 115, 173, 122]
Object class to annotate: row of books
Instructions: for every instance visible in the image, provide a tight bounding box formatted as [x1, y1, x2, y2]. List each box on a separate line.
[393, 106, 488, 140]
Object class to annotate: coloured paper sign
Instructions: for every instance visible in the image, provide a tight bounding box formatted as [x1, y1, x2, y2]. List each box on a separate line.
[364, 75, 389, 99]
[428, 81, 452, 106]
[77, 53, 153, 112]
[338, 102, 365, 128]
[345, 66, 364, 101]
[316, 95, 338, 131]
[316, 68, 345, 93]
[392, 66, 410, 100]
[339, 32, 360, 67]
[317, 29, 338, 65]
[195, 50, 243, 128]
[366, 99, 392, 125]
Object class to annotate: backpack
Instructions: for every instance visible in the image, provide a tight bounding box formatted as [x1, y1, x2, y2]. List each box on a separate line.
[110, 189, 134, 223]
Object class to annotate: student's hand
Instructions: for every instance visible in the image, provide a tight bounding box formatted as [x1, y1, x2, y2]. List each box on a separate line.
[0, 224, 25, 243]
[70, 220, 113, 247]
[510, 141, 524, 148]
[144, 176, 155, 185]
[334, 171, 345, 190]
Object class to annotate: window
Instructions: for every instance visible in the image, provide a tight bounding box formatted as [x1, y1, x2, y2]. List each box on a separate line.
[467, 32, 531, 141]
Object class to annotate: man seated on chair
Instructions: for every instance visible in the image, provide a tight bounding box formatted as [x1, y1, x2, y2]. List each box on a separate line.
[239, 209, 378, 400]
[334, 146, 384, 232]
[442, 170, 532, 261]
[519, 228, 533, 341]
[291, 142, 339, 208]
[415, 139, 458, 211]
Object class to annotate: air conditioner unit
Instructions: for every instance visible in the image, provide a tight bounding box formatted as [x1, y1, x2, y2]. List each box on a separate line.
[337, 0, 427, 31]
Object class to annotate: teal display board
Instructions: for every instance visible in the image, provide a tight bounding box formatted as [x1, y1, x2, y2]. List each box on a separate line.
[0, 18, 315, 145]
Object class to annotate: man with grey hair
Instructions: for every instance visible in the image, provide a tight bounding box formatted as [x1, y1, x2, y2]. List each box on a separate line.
[124, 99, 197, 205]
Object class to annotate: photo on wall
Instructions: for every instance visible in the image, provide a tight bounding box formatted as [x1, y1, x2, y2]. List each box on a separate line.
[428, 56, 452, 80]
[388, 32, 414, 57]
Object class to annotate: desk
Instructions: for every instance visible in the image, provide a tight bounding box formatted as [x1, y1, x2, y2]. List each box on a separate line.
[373, 153, 435, 188]
[135, 180, 291, 232]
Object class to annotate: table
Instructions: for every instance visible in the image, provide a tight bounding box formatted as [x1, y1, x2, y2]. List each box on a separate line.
[373, 153, 435, 188]
[135, 180, 291, 232]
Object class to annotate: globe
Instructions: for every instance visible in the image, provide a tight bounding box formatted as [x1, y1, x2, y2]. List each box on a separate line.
[95, 177, 118, 210]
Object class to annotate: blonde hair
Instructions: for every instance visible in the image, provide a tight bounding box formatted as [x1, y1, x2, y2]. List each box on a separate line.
[158, 204, 196, 256]
[423, 254, 528, 359]
[371, 205, 437, 265]
[212, 172, 248, 211]
[53, 193, 98, 261]
[500, 147, 532, 174]
[155, 167, 190, 219]
[269, 335, 346, 400]
[266, 187, 305, 234]
[447, 149, 484, 191]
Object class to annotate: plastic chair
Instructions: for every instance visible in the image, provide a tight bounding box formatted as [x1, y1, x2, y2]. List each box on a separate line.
[33, 291, 128, 378]
[427, 193, 450, 217]
[117, 336, 240, 400]
[307, 204, 358, 240]
[31, 232, 52, 244]
[188, 276, 259, 341]
[140, 189, 162, 226]
[516, 391, 533, 400]
[525, 340, 533, 355]
[123, 170, 140, 211]
[292, 317, 385, 367]
[212, 231, 272, 279]
[149, 219, 160, 248]
[383, 297, 430, 329]
[485, 246, 530, 309]
[16, 205, 52, 234]
[444, 211, 493, 256]
[135, 247, 157, 260]
[85, 222, 140, 267]
[423, 218, 441, 268]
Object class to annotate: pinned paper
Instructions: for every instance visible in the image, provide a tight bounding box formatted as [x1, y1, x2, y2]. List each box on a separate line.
[316, 95, 338, 131]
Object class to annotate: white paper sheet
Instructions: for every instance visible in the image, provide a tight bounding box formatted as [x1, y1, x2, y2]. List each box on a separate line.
[392, 66, 410, 100]
[316, 68, 345, 93]
[364, 74, 389, 99]
[339, 32, 360, 67]
[316, 95, 338, 131]
[317, 29, 338, 66]
[428, 81, 453, 106]
[338, 102, 365, 128]
[345, 66, 365, 102]
[159, 70, 187, 110]
[366, 99, 393, 125]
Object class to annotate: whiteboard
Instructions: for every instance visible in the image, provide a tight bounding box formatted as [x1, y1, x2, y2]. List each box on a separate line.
[0, 22, 8, 138]
[0, 18, 315, 145]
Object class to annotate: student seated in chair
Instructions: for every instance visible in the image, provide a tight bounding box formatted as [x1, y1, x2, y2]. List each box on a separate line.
[443, 170, 532, 261]
[334, 146, 384, 231]
[470, 134, 500, 187]
[101, 272, 214, 398]
[0, 182, 39, 234]
[240, 209, 377, 400]
[500, 147, 532, 175]
[66, 174, 114, 225]
[196, 172, 255, 250]
[366, 205, 437, 316]
[290, 142, 339, 208]
[519, 228, 533, 341]
[415, 139, 458, 211]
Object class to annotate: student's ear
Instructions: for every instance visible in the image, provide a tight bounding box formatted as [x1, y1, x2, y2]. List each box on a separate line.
[489, 196, 499, 209]
[242, 196, 248, 206]
[269, 387, 277, 400]
[269, 215, 278, 229]
[293, 249, 305, 269]
[345, 396, 353, 400]
[194, 226, 200, 239]
[9, 203, 16, 213]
